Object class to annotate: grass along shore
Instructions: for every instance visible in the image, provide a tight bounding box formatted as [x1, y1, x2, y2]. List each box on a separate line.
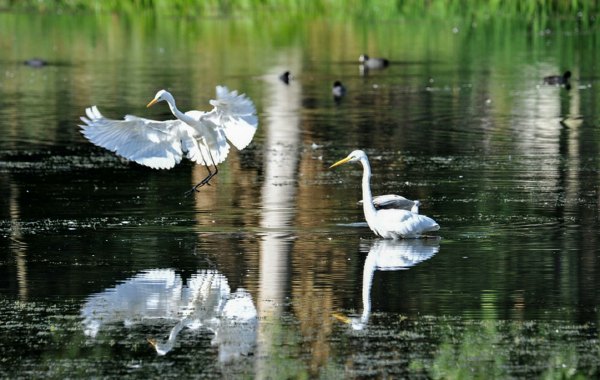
[1, 0, 598, 20]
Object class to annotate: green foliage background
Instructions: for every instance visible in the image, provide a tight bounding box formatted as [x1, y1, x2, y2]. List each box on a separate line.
[1, 0, 598, 20]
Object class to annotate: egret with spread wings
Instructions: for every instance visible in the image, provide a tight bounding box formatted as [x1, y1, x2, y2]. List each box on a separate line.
[79, 86, 258, 194]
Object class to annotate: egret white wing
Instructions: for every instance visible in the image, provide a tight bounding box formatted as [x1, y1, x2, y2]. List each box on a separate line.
[183, 112, 231, 166]
[376, 209, 439, 238]
[206, 86, 258, 150]
[80, 106, 186, 169]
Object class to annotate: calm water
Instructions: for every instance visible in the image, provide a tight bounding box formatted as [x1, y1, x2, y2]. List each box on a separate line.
[1, 12, 600, 378]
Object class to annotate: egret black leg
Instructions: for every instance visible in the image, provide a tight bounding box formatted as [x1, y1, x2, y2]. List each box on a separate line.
[184, 148, 219, 196]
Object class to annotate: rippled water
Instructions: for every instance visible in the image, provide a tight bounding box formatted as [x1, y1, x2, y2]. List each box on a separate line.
[1, 12, 600, 378]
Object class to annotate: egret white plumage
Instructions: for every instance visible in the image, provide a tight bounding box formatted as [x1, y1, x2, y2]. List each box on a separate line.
[79, 86, 258, 194]
[330, 150, 439, 239]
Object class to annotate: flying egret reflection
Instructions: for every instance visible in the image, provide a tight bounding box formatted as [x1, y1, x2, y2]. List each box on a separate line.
[335, 239, 440, 330]
[79, 86, 258, 194]
[330, 150, 439, 238]
[81, 268, 257, 361]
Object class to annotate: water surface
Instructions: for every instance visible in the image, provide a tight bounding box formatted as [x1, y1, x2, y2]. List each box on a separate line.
[1, 12, 600, 378]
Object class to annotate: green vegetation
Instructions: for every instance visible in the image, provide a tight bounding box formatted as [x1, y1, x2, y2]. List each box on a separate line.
[0, 0, 598, 20]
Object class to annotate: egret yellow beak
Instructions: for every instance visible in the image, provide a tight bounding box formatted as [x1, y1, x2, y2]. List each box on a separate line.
[329, 156, 352, 169]
[146, 98, 159, 108]
[332, 312, 351, 324]
[147, 338, 157, 348]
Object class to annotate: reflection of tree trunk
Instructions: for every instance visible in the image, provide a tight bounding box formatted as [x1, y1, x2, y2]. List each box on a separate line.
[563, 78, 599, 322]
[9, 181, 28, 301]
[256, 57, 302, 379]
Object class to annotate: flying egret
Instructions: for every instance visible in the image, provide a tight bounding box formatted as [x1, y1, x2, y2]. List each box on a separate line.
[330, 150, 439, 239]
[79, 86, 258, 194]
[358, 194, 420, 213]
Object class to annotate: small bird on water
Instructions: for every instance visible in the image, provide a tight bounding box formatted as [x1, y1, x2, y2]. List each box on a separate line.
[279, 71, 291, 85]
[23, 58, 48, 67]
[359, 54, 390, 70]
[332, 81, 346, 99]
[543, 70, 571, 86]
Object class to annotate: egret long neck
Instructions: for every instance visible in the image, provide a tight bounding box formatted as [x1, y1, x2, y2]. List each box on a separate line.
[360, 157, 378, 223]
[166, 99, 195, 125]
[154, 319, 186, 355]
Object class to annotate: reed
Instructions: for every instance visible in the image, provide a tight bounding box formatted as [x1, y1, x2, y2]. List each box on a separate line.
[1, 0, 598, 20]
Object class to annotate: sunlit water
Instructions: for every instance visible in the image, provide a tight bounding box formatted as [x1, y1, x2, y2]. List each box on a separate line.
[1, 12, 600, 378]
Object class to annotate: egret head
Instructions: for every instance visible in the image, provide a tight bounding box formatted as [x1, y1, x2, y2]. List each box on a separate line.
[147, 337, 170, 356]
[146, 89, 175, 108]
[329, 150, 367, 169]
[333, 312, 367, 331]
[359, 54, 369, 63]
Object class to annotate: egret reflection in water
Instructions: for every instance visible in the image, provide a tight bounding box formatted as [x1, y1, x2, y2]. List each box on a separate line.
[335, 239, 440, 330]
[81, 268, 257, 361]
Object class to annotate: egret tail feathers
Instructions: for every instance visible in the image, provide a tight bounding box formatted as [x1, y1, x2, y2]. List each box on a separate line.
[208, 86, 258, 151]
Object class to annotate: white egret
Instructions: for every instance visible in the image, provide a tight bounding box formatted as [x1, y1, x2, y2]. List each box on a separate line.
[79, 86, 258, 194]
[330, 150, 439, 239]
[358, 194, 420, 213]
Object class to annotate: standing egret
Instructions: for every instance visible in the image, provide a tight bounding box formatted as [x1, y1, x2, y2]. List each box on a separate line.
[79, 86, 258, 194]
[330, 150, 439, 239]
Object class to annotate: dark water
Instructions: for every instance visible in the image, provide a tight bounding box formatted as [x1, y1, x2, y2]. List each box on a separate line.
[1, 12, 600, 378]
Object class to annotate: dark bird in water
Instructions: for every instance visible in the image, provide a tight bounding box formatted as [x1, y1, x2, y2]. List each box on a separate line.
[359, 54, 389, 70]
[279, 71, 291, 85]
[543, 70, 571, 86]
[332, 81, 346, 99]
[23, 58, 48, 68]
